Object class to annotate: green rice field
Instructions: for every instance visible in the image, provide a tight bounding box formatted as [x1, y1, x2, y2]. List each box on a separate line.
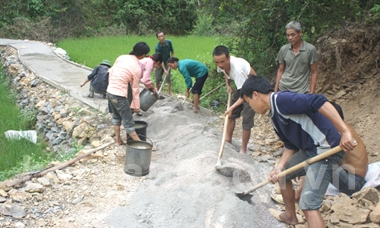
[57, 35, 229, 99]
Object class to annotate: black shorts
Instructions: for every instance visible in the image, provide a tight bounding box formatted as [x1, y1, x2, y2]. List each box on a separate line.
[191, 73, 208, 94]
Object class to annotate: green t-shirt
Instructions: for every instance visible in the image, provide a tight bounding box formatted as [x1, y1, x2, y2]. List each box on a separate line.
[178, 59, 208, 88]
[155, 40, 174, 65]
[276, 40, 317, 94]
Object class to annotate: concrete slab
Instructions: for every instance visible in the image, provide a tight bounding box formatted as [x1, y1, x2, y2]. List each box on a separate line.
[0, 39, 109, 113]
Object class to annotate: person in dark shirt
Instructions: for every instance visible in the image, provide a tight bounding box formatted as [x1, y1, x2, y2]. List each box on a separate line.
[240, 75, 357, 228]
[80, 60, 111, 98]
[155, 31, 174, 96]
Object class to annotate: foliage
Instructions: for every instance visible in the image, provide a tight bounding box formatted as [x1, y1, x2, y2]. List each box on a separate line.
[0, 66, 50, 181]
[216, 0, 380, 77]
[192, 9, 215, 36]
[367, 4, 380, 24]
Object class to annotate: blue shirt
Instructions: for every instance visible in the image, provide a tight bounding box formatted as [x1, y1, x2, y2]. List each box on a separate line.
[269, 91, 341, 155]
[177, 59, 208, 88]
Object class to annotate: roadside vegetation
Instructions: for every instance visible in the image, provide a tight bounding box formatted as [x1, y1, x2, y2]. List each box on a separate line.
[0, 65, 84, 181]
[0, 66, 49, 181]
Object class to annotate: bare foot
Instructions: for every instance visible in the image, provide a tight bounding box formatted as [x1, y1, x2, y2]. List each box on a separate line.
[115, 138, 126, 145]
[239, 150, 246, 155]
[278, 212, 298, 225]
[193, 108, 198, 113]
[152, 145, 156, 151]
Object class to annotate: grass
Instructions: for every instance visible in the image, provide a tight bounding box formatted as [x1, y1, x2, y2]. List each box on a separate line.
[58, 35, 230, 110]
[57, 35, 223, 68]
[0, 66, 50, 181]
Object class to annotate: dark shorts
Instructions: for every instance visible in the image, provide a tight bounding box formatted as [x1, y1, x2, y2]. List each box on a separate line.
[230, 89, 255, 130]
[107, 93, 135, 134]
[191, 73, 208, 95]
[89, 84, 106, 95]
[331, 166, 366, 196]
[155, 65, 171, 84]
[283, 149, 344, 210]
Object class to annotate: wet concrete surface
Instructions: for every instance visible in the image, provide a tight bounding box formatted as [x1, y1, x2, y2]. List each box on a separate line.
[0, 39, 109, 112]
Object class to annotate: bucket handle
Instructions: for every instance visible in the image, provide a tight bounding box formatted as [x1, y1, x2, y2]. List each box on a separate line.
[127, 134, 155, 149]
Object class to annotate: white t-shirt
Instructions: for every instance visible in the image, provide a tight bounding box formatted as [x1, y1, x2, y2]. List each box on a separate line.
[217, 56, 251, 89]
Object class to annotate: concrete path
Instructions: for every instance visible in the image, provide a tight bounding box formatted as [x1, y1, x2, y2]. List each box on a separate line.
[0, 39, 109, 113]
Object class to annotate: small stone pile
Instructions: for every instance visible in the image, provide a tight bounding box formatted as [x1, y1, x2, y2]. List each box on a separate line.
[270, 186, 380, 227]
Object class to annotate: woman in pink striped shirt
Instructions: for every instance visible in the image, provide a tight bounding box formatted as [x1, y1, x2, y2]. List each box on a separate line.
[139, 53, 163, 94]
[107, 42, 150, 145]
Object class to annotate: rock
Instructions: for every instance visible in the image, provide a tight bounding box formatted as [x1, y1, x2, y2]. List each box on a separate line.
[250, 151, 261, 157]
[54, 112, 61, 120]
[334, 89, 347, 99]
[46, 172, 61, 184]
[355, 223, 380, 228]
[264, 138, 278, 145]
[37, 177, 52, 187]
[55, 170, 73, 182]
[0, 189, 8, 197]
[8, 189, 31, 202]
[91, 140, 102, 148]
[72, 195, 84, 205]
[72, 122, 95, 138]
[370, 201, 380, 223]
[0, 196, 6, 203]
[62, 121, 75, 132]
[330, 203, 370, 224]
[330, 214, 340, 224]
[30, 78, 40, 87]
[352, 187, 380, 207]
[25, 182, 44, 193]
[273, 147, 284, 157]
[14, 221, 25, 228]
[0, 201, 26, 219]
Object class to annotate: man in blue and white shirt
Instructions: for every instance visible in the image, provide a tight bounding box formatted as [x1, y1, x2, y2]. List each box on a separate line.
[240, 75, 356, 228]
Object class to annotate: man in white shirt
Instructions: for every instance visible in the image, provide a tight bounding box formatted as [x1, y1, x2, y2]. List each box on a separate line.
[213, 45, 257, 154]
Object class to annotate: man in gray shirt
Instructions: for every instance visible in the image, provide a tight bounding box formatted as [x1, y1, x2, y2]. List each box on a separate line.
[275, 21, 318, 94]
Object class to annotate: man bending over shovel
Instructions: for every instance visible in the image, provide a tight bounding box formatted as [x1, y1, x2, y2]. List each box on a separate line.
[294, 103, 368, 200]
[240, 75, 356, 228]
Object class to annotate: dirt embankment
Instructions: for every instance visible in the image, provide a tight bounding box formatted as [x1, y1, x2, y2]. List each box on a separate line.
[315, 24, 380, 163]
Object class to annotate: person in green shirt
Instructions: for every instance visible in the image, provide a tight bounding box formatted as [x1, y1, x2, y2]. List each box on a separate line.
[275, 21, 318, 94]
[167, 58, 208, 113]
[155, 31, 175, 96]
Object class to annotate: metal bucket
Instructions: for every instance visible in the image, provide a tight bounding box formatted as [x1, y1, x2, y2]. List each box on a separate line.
[139, 88, 158, 111]
[124, 140, 153, 176]
[127, 120, 148, 142]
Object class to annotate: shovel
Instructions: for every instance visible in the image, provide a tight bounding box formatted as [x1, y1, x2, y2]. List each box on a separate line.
[199, 83, 224, 101]
[235, 145, 343, 199]
[215, 92, 232, 169]
[182, 88, 192, 105]
[157, 67, 170, 95]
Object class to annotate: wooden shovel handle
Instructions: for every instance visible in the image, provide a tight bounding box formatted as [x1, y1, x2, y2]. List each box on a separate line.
[277, 145, 342, 178]
[241, 145, 342, 195]
[157, 67, 170, 94]
[217, 92, 232, 159]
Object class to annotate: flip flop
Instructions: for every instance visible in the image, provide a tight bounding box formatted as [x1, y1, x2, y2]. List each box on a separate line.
[268, 208, 305, 224]
[268, 208, 282, 221]
[271, 194, 284, 205]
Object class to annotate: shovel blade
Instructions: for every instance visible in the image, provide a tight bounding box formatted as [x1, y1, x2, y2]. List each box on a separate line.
[235, 192, 253, 202]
